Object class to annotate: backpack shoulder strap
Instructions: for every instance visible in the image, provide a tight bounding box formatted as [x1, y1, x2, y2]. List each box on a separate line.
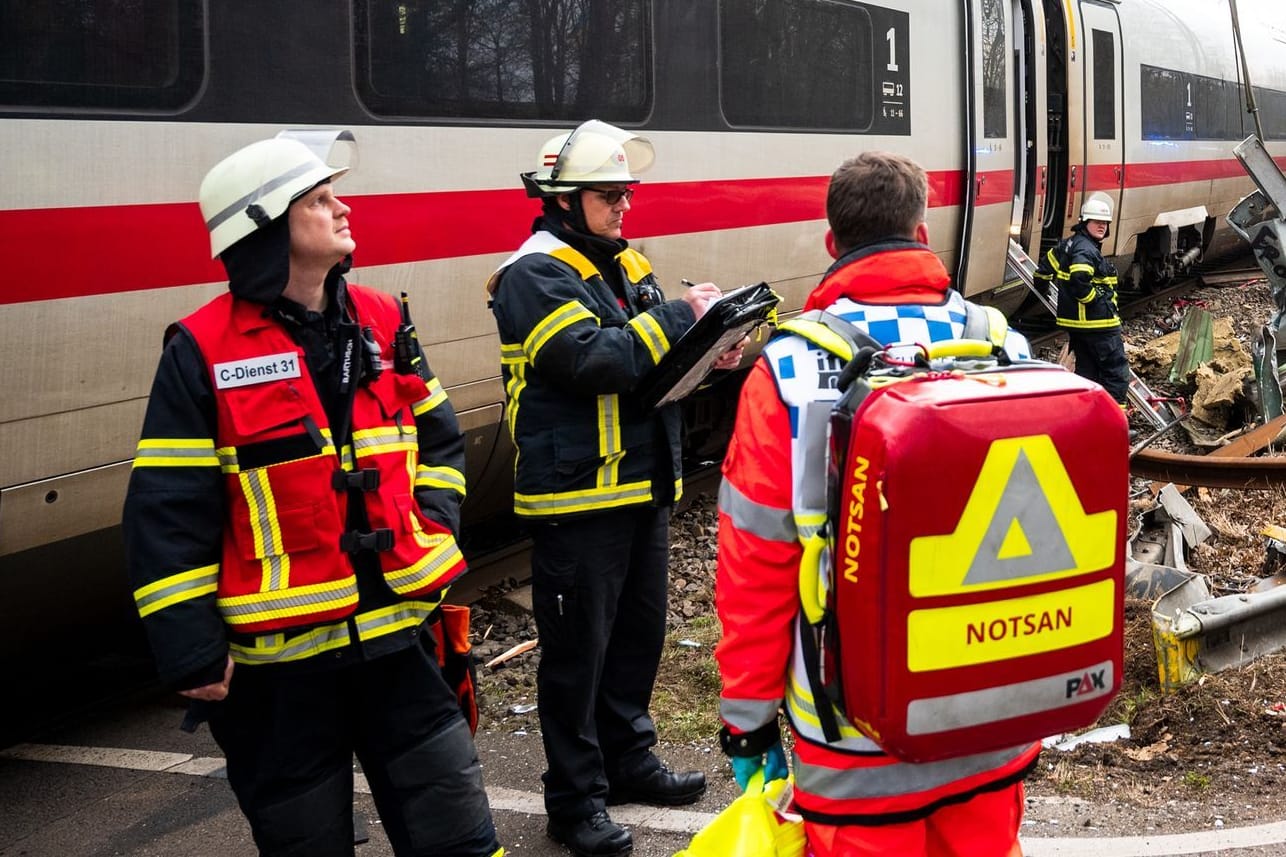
[776, 309, 881, 360]
[962, 301, 1009, 350]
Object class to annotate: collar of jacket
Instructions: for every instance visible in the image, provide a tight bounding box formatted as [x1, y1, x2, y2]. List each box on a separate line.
[535, 212, 629, 271]
[804, 239, 952, 311]
[1071, 220, 1103, 246]
[231, 275, 350, 335]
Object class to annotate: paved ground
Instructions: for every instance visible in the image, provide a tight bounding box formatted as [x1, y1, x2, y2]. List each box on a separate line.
[2, 693, 1285, 856]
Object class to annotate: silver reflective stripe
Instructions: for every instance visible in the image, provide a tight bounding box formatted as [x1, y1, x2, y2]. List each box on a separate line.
[907, 659, 1115, 735]
[355, 602, 437, 639]
[516, 482, 653, 515]
[353, 428, 411, 452]
[219, 578, 360, 620]
[243, 470, 285, 590]
[795, 743, 1032, 800]
[718, 478, 796, 543]
[231, 622, 352, 664]
[134, 565, 219, 617]
[719, 697, 783, 733]
[385, 540, 464, 592]
[797, 400, 832, 513]
[205, 161, 316, 232]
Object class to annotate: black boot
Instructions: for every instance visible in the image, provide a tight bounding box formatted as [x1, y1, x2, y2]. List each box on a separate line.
[546, 810, 633, 857]
[607, 764, 707, 807]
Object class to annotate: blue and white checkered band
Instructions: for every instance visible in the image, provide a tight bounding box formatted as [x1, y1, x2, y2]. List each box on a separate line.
[828, 295, 968, 349]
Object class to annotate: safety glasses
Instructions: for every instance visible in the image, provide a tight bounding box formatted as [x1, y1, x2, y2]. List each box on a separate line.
[585, 187, 635, 206]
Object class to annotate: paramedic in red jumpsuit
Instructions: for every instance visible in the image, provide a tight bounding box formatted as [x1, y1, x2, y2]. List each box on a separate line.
[714, 151, 1040, 857]
[123, 135, 502, 857]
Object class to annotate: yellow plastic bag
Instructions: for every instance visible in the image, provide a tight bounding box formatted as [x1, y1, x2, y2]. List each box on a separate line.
[674, 771, 805, 857]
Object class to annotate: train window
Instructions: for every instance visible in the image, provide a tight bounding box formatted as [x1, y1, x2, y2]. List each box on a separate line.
[0, 0, 203, 110]
[1193, 77, 1231, 140]
[719, 0, 874, 130]
[1258, 88, 1286, 140]
[1140, 66, 1193, 140]
[353, 1, 651, 121]
[980, 0, 1006, 139]
[1091, 30, 1114, 140]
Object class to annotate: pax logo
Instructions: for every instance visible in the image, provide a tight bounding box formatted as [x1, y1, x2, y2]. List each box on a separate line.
[1065, 669, 1107, 698]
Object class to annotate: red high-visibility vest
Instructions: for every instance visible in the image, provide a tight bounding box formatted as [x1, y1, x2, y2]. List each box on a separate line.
[181, 285, 466, 633]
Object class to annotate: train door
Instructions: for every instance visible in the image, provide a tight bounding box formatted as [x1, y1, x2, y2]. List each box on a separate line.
[1076, 0, 1124, 256]
[1039, 0, 1070, 252]
[1013, 0, 1046, 254]
[957, 0, 1019, 295]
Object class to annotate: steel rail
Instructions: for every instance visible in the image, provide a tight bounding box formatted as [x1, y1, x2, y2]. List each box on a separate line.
[1130, 448, 1286, 488]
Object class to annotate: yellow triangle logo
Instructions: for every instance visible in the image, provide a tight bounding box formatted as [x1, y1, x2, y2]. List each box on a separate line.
[908, 435, 1116, 597]
[997, 518, 1032, 560]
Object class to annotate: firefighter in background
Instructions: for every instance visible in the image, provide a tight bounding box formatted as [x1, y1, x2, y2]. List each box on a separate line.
[488, 120, 740, 857]
[714, 151, 1040, 857]
[1035, 192, 1130, 405]
[123, 135, 502, 857]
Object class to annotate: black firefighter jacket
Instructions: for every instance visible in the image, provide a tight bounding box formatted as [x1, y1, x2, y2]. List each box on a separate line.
[1037, 223, 1122, 332]
[488, 215, 696, 519]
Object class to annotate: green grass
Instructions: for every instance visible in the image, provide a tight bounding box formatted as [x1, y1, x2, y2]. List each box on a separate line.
[652, 615, 725, 742]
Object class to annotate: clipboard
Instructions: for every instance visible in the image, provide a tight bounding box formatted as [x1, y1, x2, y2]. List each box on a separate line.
[635, 282, 780, 410]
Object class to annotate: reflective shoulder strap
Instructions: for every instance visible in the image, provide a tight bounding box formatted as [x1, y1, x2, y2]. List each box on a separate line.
[963, 301, 1008, 349]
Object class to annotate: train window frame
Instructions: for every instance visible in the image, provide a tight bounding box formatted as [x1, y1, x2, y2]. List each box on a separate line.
[351, 0, 654, 123]
[0, 0, 205, 112]
[717, 0, 881, 132]
[980, 0, 1007, 140]
[1142, 64, 1286, 141]
[1091, 28, 1115, 141]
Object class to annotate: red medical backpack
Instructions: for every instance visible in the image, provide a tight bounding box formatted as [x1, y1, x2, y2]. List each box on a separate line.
[821, 347, 1127, 763]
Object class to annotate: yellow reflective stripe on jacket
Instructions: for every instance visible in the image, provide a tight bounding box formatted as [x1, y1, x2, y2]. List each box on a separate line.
[227, 600, 442, 665]
[526, 300, 595, 362]
[1039, 248, 1070, 281]
[597, 393, 623, 487]
[352, 426, 417, 458]
[412, 376, 448, 416]
[132, 438, 219, 468]
[514, 480, 654, 516]
[239, 469, 289, 591]
[355, 599, 443, 638]
[416, 463, 466, 495]
[217, 575, 360, 627]
[626, 312, 670, 364]
[133, 563, 219, 617]
[384, 535, 465, 595]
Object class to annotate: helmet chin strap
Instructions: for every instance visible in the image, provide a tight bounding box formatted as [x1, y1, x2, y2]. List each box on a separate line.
[567, 191, 590, 234]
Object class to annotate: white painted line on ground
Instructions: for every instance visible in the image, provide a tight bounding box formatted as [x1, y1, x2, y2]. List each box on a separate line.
[5, 742, 1284, 854]
[1022, 822, 1286, 856]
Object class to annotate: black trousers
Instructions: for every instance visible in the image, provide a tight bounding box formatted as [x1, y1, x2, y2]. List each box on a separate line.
[208, 632, 499, 857]
[1069, 329, 1130, 404]
[528, 504, 671, 822]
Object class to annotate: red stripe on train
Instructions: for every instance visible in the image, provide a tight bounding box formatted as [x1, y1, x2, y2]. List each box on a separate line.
[0, 159, 1263, 306]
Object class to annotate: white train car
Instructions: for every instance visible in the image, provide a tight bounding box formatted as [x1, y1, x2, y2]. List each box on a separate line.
[1, 0, 1283, 657]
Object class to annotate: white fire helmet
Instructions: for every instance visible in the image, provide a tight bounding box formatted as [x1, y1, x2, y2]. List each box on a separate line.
[521, 119, 654, 197]
[1080, 192, 1114, 223]
[199, 135, 351, 258]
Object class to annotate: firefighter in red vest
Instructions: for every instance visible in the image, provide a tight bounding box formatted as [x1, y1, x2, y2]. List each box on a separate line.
[714, 151, 1039, 856]
[123, 134, 503, 857]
